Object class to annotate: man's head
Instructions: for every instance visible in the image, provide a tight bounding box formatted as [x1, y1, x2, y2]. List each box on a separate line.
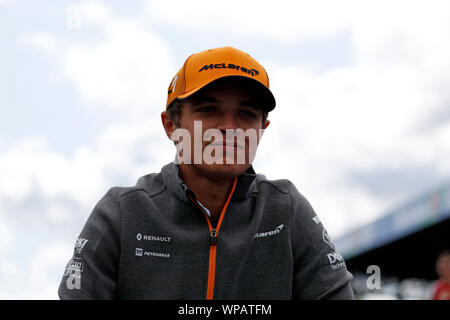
[436, 250, 450, 282]
[166, 77, 270, 128]
[161, 47, 276, 180]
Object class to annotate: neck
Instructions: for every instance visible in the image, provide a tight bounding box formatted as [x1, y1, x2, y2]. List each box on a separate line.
[178, 164, 235, 223]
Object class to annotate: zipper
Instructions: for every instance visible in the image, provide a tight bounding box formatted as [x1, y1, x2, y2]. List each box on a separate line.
[188, 177, 237, 300]
[209, 229, 218, 246]
[206, 228, 218, 300]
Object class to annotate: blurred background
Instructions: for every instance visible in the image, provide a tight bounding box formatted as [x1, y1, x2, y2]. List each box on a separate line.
[0, 0, 449, 299]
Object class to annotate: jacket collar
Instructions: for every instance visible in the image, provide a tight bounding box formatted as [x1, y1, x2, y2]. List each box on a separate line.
[161, 161, 258, 203]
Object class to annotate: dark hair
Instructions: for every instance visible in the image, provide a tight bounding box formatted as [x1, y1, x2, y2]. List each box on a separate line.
[437, 250, 450, 260]
[166, 99, 184, 128]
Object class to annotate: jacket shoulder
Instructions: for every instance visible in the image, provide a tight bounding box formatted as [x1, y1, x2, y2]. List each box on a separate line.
[255, 175, 297, 195]
[103, 172, 165, 200]
[255, 176, 311, 208]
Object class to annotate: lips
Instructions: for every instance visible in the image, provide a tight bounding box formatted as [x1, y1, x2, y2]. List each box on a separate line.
[209, 142, 244, 149]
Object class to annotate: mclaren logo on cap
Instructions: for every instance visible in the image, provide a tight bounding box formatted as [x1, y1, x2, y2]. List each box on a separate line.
[199, 63, 260, 77]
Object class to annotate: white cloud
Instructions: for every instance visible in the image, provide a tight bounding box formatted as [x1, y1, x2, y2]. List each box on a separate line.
[64, 2, 175, 116]
[47, 202, 75, 224]
[148, 0, 450, 51]
[0, 122, 175, 211]
[28, 243, 73, 298]
[79, 2, 112, 23]
[0, 214, 13, 253]
[351, 1, 450, 68]
[432, 125, 450, 174]
[0, 259, 18, 299]
[147, 0, 355, 41]
[0, 137, 46, 202]
[0, 260, 17, 279]
[0, 121, 175, 299]
[0, 243, 72, 300]
[18, 32, 57, 55]
[0, 137, 103, 206]
[95, 118, 174, 177]
[254, 0, 450, 235]
[257, 57, 449, 236]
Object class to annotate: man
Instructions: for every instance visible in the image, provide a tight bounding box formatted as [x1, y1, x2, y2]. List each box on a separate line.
[432, 250, 450, 300]
[58, 46, 354, 299]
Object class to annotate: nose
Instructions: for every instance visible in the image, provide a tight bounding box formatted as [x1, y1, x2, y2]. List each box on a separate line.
[216, 111, 238, 134]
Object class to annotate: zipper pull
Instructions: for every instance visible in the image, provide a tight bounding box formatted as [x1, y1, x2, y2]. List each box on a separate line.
[209, 229, 218, 246]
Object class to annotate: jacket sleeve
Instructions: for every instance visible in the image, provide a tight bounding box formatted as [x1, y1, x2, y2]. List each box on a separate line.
[288, 182, 355, 300]
[58, 188, 121, 299]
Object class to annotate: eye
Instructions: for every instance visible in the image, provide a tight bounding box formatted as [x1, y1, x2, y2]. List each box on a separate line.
[239, 110, 257, 118]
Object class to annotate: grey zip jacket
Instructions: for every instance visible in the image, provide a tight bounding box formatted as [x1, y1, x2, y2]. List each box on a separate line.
[58, 162, 354, 299]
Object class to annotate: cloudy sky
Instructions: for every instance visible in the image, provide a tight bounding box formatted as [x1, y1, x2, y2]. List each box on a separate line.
[0, 0, 449, 299]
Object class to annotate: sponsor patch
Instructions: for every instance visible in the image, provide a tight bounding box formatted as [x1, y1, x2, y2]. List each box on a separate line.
[327, 251, 346, 270]
[67, 258, 83, 272]
[64, 258, 83, 290]
[322, 229, 335, 250]
[135, 248, 170, 258]
[253, 224, 284, 239]
[136, 233, 171, 242]
[74, 237, 88, 254]
[312, 215, 322, 225]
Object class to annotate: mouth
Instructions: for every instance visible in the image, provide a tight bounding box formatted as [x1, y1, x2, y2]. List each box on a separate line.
[209, 142, 245, 150]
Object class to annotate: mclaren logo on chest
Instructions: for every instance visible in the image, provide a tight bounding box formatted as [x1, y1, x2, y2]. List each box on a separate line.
[199, 63, 260, 77]
[253, 224, 284, 239]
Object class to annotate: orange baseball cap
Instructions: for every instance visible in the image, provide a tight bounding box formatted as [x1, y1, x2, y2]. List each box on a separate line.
[166, 46, 276, 112]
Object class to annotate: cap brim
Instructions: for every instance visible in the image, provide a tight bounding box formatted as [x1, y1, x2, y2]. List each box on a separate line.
[176, 75, 276, 112]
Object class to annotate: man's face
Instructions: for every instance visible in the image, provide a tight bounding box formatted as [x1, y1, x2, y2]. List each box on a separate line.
[437, 255, 450, 280]
[165, 80, 269, 180]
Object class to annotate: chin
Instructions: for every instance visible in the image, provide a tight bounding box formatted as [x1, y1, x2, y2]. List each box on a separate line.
[197, 162, 250, 180]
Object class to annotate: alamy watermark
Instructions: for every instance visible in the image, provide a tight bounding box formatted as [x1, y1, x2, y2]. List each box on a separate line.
[66, 5, 81, 30]
[171, 121, 265, 165]
[366, 265, 381, 290]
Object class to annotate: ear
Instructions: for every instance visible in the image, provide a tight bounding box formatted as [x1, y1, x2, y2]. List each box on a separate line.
[263, 119, 270, 129]
[161, 111, 177, 140]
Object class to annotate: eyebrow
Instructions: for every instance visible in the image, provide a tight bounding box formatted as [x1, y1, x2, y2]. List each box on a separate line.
[191, 95, 259, 110]
[191, 96, 219, 106]
[239, 100, 259, 110]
